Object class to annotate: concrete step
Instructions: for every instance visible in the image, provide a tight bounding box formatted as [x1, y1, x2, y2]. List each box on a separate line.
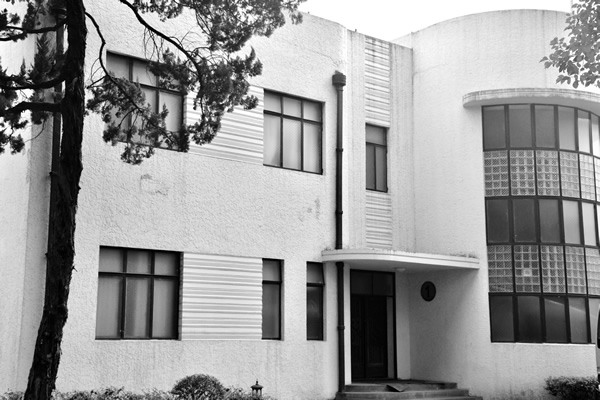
[339, 389, 473, 399]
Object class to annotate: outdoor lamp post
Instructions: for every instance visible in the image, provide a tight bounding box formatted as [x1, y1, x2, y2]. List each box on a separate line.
[251, 380, 263, 398]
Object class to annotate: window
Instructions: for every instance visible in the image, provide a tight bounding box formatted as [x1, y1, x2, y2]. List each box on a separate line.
[307, 262, 324, 340]
[263, 91, 322, 173]
[483, 103, 600, 343]
[95, 247, 180, 339]
[262, 259, 282, 340]
[366, 125, 388, 192]
[106, 53, 183, 145]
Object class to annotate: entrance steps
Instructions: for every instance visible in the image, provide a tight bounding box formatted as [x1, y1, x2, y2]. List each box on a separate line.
[335, 381, 482, 400]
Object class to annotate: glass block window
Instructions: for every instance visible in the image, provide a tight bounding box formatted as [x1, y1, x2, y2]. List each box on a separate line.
[560, 152, 580, 198]
[541, 246, 565, 293]
[580, 154, 595, 200]
[566, 246, 586, 294]
[510, 150, 536, 196]
[536, 150, 560, 196]
[484, 151, 509, 196]
[514, 245, 540, 292]
[488, 246, 513, 292]
[484, 104, 600, 344]
[586, 248, 600, 296]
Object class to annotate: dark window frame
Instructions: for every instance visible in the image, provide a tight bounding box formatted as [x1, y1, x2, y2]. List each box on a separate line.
[306, 262, 325, 341]
[483, 103, 600, 344]
[106, 52, 184, 149]
[263, 90, 323, 174]
[365, 124, 388, 192]
[262, 258, 283, 340]
[96, 246, 181, 340]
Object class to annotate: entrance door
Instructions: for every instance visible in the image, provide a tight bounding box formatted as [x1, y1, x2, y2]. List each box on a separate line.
[350, 270, 395, 380]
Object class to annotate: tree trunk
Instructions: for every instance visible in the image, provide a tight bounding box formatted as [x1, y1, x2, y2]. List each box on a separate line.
[24, 1, 87, 399]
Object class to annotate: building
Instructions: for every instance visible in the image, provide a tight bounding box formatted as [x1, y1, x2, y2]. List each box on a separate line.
[1, 5, 599, 400]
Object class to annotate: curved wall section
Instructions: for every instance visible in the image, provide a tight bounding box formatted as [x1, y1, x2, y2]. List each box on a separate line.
[483, 104, 600, 344]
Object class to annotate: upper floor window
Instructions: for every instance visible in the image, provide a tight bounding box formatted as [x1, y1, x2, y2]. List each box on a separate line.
[263, 91, 322, 174]
[366, 125, 388, 192]
[106, 53, 183, 145]
[95, 247, 180, 340]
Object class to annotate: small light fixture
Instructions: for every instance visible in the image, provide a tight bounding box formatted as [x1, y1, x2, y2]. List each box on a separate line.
[251, 380, 263, 398]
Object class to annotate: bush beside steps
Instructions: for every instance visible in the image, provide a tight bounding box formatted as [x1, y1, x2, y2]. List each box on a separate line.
[1, 374, 274, 400]
[545, 376, 599, 400]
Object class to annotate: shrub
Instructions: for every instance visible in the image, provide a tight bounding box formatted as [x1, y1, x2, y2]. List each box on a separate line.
[172, 375, 225, 400]
[545, 376, 599, 400]
[0, 392, 23, 400]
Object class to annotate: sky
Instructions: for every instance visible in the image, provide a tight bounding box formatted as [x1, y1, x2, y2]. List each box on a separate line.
[298, 0, 573, 41]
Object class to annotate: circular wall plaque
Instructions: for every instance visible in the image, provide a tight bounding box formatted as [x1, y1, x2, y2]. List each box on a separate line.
[421, 281, 436, 302]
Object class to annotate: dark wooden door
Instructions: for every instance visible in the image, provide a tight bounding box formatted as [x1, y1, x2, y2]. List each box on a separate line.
[351, 294, 388, 379]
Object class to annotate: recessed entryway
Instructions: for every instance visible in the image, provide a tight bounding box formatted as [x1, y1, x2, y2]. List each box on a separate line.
[350, 270, 395, 380]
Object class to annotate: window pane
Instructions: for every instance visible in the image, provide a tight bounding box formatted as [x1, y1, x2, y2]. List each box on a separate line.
[563, 200, 581, 244]
[513, 199, 536, 242]
[509, 105, 532, 148]
[152, 279, 177, 338]
[264, 92, 281, 113]
[578, 110, 591, 153]
[351, 271, 372, 295]
[99, 247, 123, 272]
[366, 144, 376, 190]
[588, 298, 600, 345]
[283, 97, 301, 117]
[263, 115, 281, 166]
[307, 286, 323, 340]
[303, 101, 321, 122]
[558, 107, 576, 150]
[161, 92, 182, 132]
[124, 278, 150, 338]
[262, 283, 280, 339]
[307, 263, 324, 284]
[517, 296, 542, 342]
[483, 106, 506, 150]
[96, 277, 122, 338]
[303, 123, 321, 173]
[127, 250, 151, 274]
[132, 60, 155, 86]
[155, 252, 178, 275]
[373, 273, 394, 296]
[366, 125, 386, 145]
[106, 53, 129, 79]
[539, 199, 561, 243]
[583, 203, 597, 246]
[142, 87, 158, 112]
[569, 297, 588, 343]
[375, 146, 387, 191]
[490, 296, 514, 341]
[592, 115, 600, 155]
[535, 105, 556, 148]
[486, 199, 509, 243]
[282, 119, 301, 170]
[545, 297, 567, 343]
[263, 259, 281, 281]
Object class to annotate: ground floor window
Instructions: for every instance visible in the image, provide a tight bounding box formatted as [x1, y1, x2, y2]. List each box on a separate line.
[96, 247, 180, 339]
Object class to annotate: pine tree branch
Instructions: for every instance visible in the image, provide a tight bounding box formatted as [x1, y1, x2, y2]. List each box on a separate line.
[117, 0, 204, 75]
[0, 75, 65, 90]
[3, 101, 60, 115]
[0, 20, 67, 41]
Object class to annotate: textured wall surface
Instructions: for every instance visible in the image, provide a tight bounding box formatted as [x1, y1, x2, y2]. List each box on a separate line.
[398, 10, 597, 400]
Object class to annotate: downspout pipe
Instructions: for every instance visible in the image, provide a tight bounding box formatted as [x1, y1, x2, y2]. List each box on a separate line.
[332, 71, 346, 395]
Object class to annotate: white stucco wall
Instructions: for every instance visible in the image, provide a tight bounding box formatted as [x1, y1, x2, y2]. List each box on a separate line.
[0, 26, 50, 390]
[34, 5, 348, 400]
[399, 10, 597, 400]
